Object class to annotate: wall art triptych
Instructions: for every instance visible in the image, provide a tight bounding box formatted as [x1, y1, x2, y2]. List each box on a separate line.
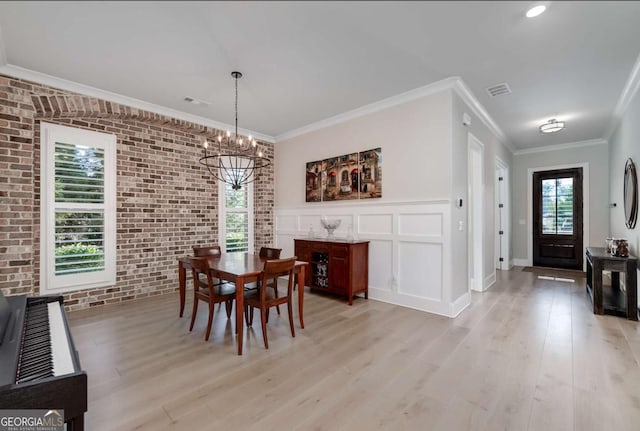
[305, 148, 382, 203]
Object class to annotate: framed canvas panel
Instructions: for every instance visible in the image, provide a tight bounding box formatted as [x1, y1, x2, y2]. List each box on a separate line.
[359, 148, 382, 199]
[324, 153, 358, 201]
[305, 160, 323, 202]
[322, 157, 339, 201]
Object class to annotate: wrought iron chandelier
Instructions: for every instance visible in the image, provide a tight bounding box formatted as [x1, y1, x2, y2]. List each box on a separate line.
[199, 71, 271, 190]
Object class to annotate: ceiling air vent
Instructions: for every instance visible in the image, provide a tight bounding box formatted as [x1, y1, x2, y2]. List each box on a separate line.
[183, 96, 211, 106]
[486, 83, 512, 97]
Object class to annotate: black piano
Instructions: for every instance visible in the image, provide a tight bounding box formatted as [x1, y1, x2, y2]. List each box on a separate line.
[0, 290, 87, 430]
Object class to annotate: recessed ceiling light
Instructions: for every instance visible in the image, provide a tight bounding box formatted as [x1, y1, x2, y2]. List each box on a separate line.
[526, 5, 546, 18]
[539, 119, 565, 134]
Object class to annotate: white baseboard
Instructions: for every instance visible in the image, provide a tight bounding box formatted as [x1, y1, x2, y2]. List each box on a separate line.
[512, 258, 529, 267]
[369, 287, 461, 318]
[450, 292, 471, 317]
[483, 272, 496, 290]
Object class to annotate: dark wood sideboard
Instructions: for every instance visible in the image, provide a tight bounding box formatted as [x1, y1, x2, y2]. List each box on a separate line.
[294, 239, 369, 305]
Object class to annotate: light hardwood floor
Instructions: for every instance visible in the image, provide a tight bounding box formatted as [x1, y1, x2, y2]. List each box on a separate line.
[68, 268, 640, 431]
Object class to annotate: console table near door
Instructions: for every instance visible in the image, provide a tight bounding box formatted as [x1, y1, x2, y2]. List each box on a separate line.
[585, 247, 638, 321]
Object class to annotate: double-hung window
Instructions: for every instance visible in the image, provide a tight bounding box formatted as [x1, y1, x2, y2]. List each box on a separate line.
[40, 123, 116, 294]
[218, 176, 254, 253]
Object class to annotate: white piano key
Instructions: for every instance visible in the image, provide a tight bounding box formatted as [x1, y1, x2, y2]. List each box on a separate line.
[47, 302, 75, 376]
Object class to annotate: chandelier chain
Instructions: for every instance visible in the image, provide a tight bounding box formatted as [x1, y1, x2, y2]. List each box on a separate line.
[234, 73, 238, 138]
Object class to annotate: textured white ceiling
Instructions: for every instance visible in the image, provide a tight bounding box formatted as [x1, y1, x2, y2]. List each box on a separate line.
[0, 1, 639, 149]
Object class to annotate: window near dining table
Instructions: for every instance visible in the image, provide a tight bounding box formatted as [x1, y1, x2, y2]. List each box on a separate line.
[40, 123, 117, 294]
[218, 174, 254, 253]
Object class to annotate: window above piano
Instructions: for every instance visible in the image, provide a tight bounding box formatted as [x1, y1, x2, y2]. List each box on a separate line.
[40, 123, 117, 294]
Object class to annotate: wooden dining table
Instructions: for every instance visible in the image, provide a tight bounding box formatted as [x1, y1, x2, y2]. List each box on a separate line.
[177, 253, 308, 355]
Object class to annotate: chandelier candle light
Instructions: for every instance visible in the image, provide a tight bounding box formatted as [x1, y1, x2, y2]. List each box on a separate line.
[199, 71, 271, 190]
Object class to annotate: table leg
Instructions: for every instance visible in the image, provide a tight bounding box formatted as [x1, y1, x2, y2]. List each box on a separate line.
[586, 255, 592, 295]
[611, 271, 620, 290]
[178, 261, 186, 317]
[236, 276, 245, 355]
[297, 265, 306, 329]
[593, 260, 604, 315]
[626, 260, 638, 321]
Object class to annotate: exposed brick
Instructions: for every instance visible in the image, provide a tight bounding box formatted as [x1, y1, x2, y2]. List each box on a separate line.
[0, 73, 274, 311]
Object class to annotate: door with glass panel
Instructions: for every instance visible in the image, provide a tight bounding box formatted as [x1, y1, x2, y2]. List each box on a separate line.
[533, 168, 583, 270]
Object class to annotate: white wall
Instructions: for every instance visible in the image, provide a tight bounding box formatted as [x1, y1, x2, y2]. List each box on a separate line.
[274, 83, 511, 317]
[609, 83, 640, 270]
[450, 92, 513, 300]
[275, 91, 453, 206]
[275, 89, 463, 316]
[511, 143, 610, 266]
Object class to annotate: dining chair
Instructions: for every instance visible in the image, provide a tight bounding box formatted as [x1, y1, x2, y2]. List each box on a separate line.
[259, 247, 282, 315]
[244, 256, 297, 349]
[193, 245, 226, 286]
[193, 245, 222, 257]
[189, 257, 236, 341]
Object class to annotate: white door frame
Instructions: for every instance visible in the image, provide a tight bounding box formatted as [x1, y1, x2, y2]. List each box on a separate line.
[526, 162, 589, 271]
[468, 133, 484, 292]
[495, 157, 510, 270]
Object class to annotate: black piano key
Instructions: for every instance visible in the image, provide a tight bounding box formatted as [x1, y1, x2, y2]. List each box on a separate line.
[16, 302, 53, 383]
[17, 362, 53, 380]
[20, 351, 52, 365]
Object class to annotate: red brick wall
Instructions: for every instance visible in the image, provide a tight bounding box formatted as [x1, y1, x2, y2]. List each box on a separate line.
[0, 74, 274, 310]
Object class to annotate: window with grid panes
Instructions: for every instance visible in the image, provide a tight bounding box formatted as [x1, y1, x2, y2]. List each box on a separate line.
[40, 123, 116, 294]
[218, 174, 254, 253]
[541, 177, 574, 235]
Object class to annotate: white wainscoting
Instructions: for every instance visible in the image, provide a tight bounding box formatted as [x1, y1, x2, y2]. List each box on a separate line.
[274, 200, 463, 317]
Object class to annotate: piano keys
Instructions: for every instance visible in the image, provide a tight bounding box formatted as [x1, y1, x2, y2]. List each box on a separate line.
[0, 291, 87, 431]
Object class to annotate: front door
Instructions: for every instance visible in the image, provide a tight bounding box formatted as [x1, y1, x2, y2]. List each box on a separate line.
[533, 168, 583, 270]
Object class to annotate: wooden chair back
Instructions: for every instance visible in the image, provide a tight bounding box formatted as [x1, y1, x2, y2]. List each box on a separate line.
[190, 257, 212, 290]
[259, 257, 296, 299]
[259, 247, 282, 259]
[193, 245, 222, 257]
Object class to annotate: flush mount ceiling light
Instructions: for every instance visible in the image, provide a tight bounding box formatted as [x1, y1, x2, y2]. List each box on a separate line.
[199, 71, 271, 190]
[539, 118, 566, 134]
[526, 4, 547, 18]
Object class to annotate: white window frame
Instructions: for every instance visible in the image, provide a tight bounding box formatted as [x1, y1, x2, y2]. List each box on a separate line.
[218, 179, 254, 253]
[40, 122, 117, 294]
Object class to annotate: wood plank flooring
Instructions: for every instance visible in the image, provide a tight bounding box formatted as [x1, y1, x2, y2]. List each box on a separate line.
[67, 268, 640, 430]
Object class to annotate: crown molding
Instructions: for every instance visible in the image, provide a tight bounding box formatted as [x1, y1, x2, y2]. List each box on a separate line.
[0, 64, 276, 143]
[275, 76, 460, 142]
[513, 138, 607, 156]
[451, 77, 515, 154]
[604, 51, 640, 140]
[276, 76, 515, 156]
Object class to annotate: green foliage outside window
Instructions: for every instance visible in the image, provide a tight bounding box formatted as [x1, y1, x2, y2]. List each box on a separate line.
[55, 243, 104, 273]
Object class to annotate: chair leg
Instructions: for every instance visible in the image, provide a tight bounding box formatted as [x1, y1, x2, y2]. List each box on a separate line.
[273, 281, 281, 315]
[205, 301, 215, 341]
[244, 305, 251, 326]
[287, 300, 295, 338]
[260, 307, 269, 349]
[189, 297, 199, 332]
[225, 300, 233, 319]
